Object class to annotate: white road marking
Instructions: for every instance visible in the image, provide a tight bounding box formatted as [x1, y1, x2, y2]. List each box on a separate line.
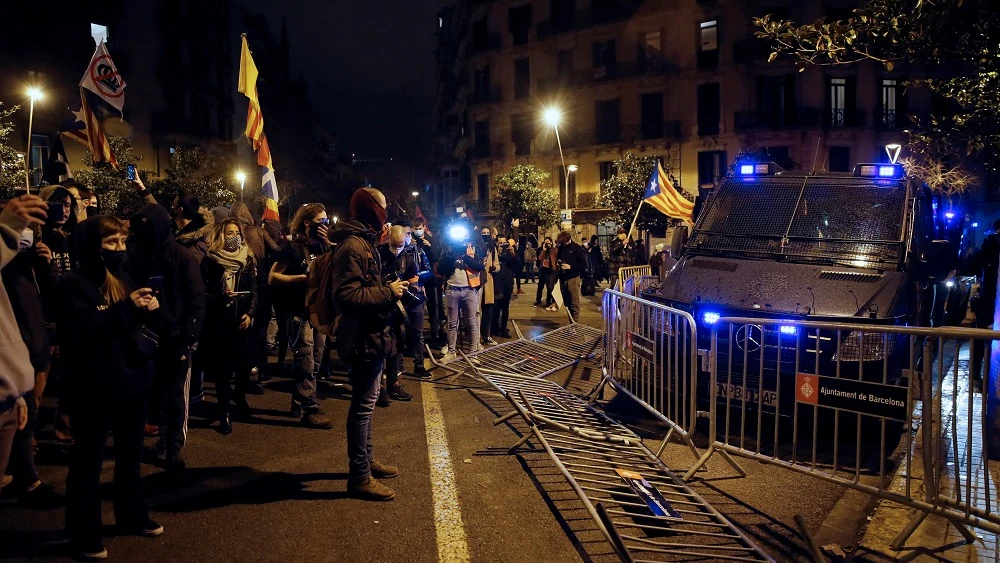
[422, 383, 471, 563]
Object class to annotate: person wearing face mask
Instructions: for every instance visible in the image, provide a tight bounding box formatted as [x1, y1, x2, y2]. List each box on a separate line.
[125, 204, 206, 472]
[412, 219, 444, 343]
[398, 221, 432, 379]
[329, 188, 409, 501]
[377, 226, 418, 406]
[610, 227, 635, 281]
[56, 215, 163, 560]
[269, 203, 334, 429]
[533, 237, 557, 309]
[200, 220, 258, 435]
[37, 186, 76, 277]
[478, 227, 500, 346]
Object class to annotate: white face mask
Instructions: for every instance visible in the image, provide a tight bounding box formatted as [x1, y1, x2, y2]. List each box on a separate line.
[413, 229, 425, 237]
[19, 228, 33, 251]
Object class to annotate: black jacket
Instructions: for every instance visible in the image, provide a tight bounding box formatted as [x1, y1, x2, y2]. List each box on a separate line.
[495, 248, 519, 297]
[174, 208, 214, 264]
[201, 253, 258, 329]
[329, 219, 398, 361]
[557, 241, 590, 281]
[2, 251, 51, 372]
[127, 204, 206, 348]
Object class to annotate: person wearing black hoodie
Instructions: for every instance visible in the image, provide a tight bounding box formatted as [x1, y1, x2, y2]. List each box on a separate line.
[126, 204, 206, 471]
[330, 188, 408, 501]
[56, 215, 163, 561]
[170, 193, 214, 264]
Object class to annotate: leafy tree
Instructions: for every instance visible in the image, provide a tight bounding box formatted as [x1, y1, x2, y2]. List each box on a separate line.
[756, 0, 999, 192]
[491, 164, 560, 231]
[0, 102, 24, 200]
[148, 146, 236, 213]
[74, 136, 151, 218]
[599, 151, 682, 231]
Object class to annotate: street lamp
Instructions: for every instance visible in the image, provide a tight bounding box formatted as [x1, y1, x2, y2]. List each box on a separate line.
[235, 171, 247, 201]
[25, 86, 43, 191]
[411, 190, 420, 197]
[332, 215, 338, 225]
[543, 106, 570, 211]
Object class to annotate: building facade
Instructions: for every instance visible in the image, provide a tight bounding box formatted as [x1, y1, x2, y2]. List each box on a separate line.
[430, 0, 924, 234]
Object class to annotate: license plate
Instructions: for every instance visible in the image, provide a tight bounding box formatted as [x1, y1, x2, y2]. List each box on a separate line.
[715, 383, 778, 407]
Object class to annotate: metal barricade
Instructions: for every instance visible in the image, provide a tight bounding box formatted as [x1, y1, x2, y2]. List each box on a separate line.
[685, 316, 999, 548]
[596, 290, 707, 464]
[635, 275, 660, 297]
[614, 265, 651, 294]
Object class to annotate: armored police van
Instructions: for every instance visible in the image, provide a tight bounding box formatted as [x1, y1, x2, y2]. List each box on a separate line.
[646, 161, 969, 412]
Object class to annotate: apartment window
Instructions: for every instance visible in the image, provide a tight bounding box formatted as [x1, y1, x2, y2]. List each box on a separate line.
[642, 30, 663, 71]
[29, 134, 48, 183]
[697, 151, 727, 187]
[765, 146, 793, 170]
[473, 66, 491, 103]
[557, 166, 577, 208]
[641, 92, 665, 139]
[698, 20, 719, 68]
[697, 83, 721, 136]
[829, 78, 846, 127]
[474, 119, 490, 158]
[472, 18, 488, 50]
[556, 49, 574, 77]
[880, 79, 898, 129]
[829, 146, 851, 173]
[551, 0, 575, 28]
[477, 174, 490, 202]
[599, 161, 614, 183]
[595, 98, 621, 144]
[509, 4, 532, 46]
[511, 113, 532, 156]
[514, 58, 530, 99]
[592, 39, 617, 79]
[757, 75, 795, 126]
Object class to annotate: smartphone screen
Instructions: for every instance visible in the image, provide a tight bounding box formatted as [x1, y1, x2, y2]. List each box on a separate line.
[46, 201, 66, 223]
[148, 275, 165, 295]
[125, 164, 137, 181]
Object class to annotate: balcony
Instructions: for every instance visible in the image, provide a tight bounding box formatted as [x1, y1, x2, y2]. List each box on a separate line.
[734, 107, 821, 131]
[469, 87, 502, 106]
[825, 108, 868, 128]
[538, 59, 671, 92]
[536, 1, 643, 40]
[468, 34, 501, 56]
[549, 121, 682, 150]
[875, 109, 907, 132]
[470, 142, 504, 160]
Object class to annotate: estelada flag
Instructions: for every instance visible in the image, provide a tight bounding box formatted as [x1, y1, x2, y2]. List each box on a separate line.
[238, 34, 279, 221]
[79, 40, 127, 114]
[643, 161, 693, 223]
[78, 88, 118, 169]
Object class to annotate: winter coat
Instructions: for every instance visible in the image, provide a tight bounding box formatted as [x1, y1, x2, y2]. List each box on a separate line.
[481, 245, 498, 305]
[1, 250, 51, 373]
[329, 219, 398, 362]
[0, 207, 35, 409]
[229, 202, 280, 287]
[524, 246, 537, 265]
[494, 248, 519, 299]
[126, 204, 206, 348]
[537, 245, 558, 271]
[557, 241, 590, 281]
[201, 253, 258, 330]
[174, 207, 214, 264]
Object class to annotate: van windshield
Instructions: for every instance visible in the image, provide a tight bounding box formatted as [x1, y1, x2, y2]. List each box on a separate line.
[687, 175, 907, 270]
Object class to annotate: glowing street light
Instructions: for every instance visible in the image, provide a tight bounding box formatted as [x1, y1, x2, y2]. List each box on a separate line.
[543, 107, 562, 127]
[542, 106, 570, 212]
[235, 171, 247, 201]
[411, 190, 420, 197]
[25, 86, 43, 191]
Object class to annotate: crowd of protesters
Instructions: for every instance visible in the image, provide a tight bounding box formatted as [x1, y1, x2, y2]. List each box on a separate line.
[0, 177, 609, 560]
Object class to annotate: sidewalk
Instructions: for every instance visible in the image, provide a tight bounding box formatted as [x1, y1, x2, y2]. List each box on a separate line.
[860, 344, 1000, 562]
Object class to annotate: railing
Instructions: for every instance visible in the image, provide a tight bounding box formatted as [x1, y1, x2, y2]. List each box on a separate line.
[826, 107, 868, 128]
[876, 108, 902, 131]
[734, 107, 822, 130]
[469, 142, 504, 160]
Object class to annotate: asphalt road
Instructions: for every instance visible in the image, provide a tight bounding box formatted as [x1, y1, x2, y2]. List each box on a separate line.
[0, 281, 856, 563]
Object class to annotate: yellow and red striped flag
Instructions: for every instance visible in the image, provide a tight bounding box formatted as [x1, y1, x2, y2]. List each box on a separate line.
[238, 34, 279, 221]
[643, 161, 693, 223]
[79, 88, 118, 169]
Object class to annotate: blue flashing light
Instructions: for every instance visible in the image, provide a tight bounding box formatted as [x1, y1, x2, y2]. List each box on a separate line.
[702, 311, 721, 325]
[877, 165, 898, 177]
[779, 325, 798, 336]
[739, 164, 754, 175]
[973, 222, 979, 227]
[945, 212, 955, 220]
[856, 163, 903, 179]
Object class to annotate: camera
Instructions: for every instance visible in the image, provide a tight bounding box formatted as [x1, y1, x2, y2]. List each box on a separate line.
[386, 271, 426, 308]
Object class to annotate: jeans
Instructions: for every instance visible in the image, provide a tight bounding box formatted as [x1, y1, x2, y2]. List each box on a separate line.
[66, 395, 149, 548]
[446, 286, 481, 354]
[290, 316, 320, 414]
[0, 401, 18, 492]
[561, 276, 583, 321]
[523, 262, 535, 283]
[535, 268, 555, 305]
[154, 344, 192, 454]
[346, 358, 384, 481]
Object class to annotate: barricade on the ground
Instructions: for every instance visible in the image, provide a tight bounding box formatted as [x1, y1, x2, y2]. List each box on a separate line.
[685, 317, 999, 549]
[531, 323, 603, 359]
[614, 265, 651, 294]
[594, 290, 716, 466]
[472, 363, 773, 562]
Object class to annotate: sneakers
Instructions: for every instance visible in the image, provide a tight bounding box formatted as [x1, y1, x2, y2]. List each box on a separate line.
[121, 519, 164, 538]
[75, 544, 108, 561]
[17, 482, 65, 509]
[441, 352, 457, 363]
[301, 412, 335, 429]
[348, 476, 395, 501]
[498, 331, 513, 339]
[388, 383, 412, 402]
[369, 459, 399, 479]
[532, 302, 542, 308]
[483, 337, 498, 346]
[546, 304, 559, 312]
[376, 386, 392, 408]
[516, 289, 525, 295]
[413, 366, 432, 379]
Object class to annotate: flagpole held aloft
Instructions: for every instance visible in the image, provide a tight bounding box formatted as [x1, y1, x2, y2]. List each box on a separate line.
[627, 200, 643, 240]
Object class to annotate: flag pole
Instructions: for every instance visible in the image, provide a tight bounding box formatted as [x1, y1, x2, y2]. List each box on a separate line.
[627, 200, 643, 240]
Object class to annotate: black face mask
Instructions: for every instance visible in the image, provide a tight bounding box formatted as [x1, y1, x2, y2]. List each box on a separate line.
[482, 234, 493, 243]
[101, 249, 127, 273]
[85, 206, 99, 218]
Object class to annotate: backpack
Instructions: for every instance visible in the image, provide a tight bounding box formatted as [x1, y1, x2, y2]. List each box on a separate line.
[306, 249, 338, 337]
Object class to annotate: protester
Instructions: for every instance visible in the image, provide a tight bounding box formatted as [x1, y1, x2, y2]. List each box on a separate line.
[968, 219, 1000, 385]
[479, 227, 499, 346]
[229, 202, 279, 385]
[330, 188, 408, 501]
[513, 238, 525, 295]
[649, 245, 664, 278]
[494, 235, 519, 338]
[538, 237, 560, 311]
[378, 226, 418, 406]
[610, 228, 634, 280]
[57, 215, 163, 560]
[439, 226, 485, 362]
[556, 231, 589, 321]
[262, 217, 290, 367]
[0, 195, 47, 500]
[38, 185, 76, 276]
[126, 203, 206, 471]
[269, 203, 334, 429]
[634, 240, 648, 266]
[413, 219, 444, 344]
[171, 193, 214, 264]
[523, 242, 536, 284]
[589, 235, 607, 282]
[399, 222, 432, 379]
[201, 220, 258, 435]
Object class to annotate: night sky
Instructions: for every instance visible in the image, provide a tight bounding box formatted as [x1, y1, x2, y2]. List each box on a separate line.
[234, 0, 453, 164]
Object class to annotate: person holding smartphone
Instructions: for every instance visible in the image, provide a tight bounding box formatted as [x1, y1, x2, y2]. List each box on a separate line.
[200, 220, 257, 435]
[37, 185, 76, 277]
[55, 215, 163, 560]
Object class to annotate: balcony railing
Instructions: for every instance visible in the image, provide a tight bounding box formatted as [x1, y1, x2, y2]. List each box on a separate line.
[826, 108, 868, 128]
[539, 59, 671, 92]
[469, 87, 502, 106]
[536, 0, 643, 40]
[470, 142, 504, 160]
[875, 108, 905, 132]
[734, 107, 822, 131]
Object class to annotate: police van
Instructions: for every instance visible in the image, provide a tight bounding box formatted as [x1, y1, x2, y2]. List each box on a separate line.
[646, 161, 970, 412]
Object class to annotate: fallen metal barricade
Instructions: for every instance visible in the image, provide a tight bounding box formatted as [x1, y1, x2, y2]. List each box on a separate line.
[471, 361, 773, 562]
[595, 290, 716, 467]
[531, 323, 603, 359]
[686, 316, 999, 548]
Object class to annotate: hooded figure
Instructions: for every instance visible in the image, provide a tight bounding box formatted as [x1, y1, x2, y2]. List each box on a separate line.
[172, 195, 214, 264]
[228, 202, 279, 267]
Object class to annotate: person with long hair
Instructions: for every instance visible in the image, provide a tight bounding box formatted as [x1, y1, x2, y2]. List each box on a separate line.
[56, 216, 162, 560]
[201, 220, 258, 434]
[269, 203, 334, 429]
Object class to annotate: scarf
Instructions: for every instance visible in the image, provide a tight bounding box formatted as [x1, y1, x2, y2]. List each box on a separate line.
[210, 245, 249, 292]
